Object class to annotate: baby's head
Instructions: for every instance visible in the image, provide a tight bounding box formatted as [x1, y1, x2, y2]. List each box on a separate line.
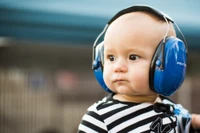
[92, 5, 187, 97]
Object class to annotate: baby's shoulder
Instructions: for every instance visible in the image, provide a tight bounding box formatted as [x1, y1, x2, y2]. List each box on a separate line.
[87, 95, 115, 112]
[160, 96, 191, 118]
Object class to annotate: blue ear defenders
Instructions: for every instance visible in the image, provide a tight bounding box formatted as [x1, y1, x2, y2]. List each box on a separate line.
[92, 5, 188, 96]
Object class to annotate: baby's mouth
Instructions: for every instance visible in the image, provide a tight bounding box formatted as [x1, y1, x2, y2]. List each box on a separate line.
[113, 79, 128, 83]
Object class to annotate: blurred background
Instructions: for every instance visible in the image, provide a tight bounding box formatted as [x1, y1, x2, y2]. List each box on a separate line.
[0, 0, 200, 133]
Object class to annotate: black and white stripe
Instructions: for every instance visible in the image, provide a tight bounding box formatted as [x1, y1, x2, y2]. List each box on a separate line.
[78, 94, 191, 133]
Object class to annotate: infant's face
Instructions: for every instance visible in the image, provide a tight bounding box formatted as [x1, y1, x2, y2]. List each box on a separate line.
[103, 12, 166, 96]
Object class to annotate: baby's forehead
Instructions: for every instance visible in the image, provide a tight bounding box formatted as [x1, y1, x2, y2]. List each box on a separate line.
[113, 11, 175, 37]
[103, 12, 168, 53]
[105, 11, 166, 36]
[105, 12, 166, 37]
[104, 10, 175, 41]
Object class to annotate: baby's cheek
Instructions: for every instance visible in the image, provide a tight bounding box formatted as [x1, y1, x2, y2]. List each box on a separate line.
[103, 69, 114, 89]
[133, 70, 150, 90]
[103, 69, 110, 84]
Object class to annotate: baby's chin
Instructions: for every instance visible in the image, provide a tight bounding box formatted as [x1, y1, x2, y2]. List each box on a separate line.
[111, 87, 157, 96]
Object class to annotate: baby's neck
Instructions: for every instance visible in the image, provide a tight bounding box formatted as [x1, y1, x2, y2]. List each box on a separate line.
[113, 94, 160, 103]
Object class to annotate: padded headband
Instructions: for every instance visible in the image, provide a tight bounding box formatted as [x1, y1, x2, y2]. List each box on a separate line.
[107, 4, 174, 25]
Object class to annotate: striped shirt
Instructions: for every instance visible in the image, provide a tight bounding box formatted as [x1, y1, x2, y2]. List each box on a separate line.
[78, 93, 192, 133]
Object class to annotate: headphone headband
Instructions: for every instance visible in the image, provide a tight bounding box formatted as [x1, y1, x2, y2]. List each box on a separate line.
[107, 5, 174, 25]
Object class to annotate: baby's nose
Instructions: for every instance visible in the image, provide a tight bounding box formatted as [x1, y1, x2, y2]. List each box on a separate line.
[114, 59, 128, 72]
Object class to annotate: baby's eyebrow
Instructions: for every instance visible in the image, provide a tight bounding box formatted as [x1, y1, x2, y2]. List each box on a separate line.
[127, 48, 144, 53]
[126, 48, 148, 57]
[104, 48, 114, 53]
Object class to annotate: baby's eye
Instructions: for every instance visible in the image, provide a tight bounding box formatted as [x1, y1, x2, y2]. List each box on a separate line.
[129, 54, 139, 60]
[108, 55, 115, 61]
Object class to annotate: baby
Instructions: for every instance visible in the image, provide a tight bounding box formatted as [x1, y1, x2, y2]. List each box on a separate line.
[78, 5, 200, 133]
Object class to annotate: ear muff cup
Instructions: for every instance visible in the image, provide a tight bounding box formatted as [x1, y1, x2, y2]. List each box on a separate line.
[93, 42, 112, 93]
[150, 36, 187, 96]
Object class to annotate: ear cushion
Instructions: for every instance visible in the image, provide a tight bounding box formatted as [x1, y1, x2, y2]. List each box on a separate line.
[93, 42, 112, 93]
[150, 36, 187, 96]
